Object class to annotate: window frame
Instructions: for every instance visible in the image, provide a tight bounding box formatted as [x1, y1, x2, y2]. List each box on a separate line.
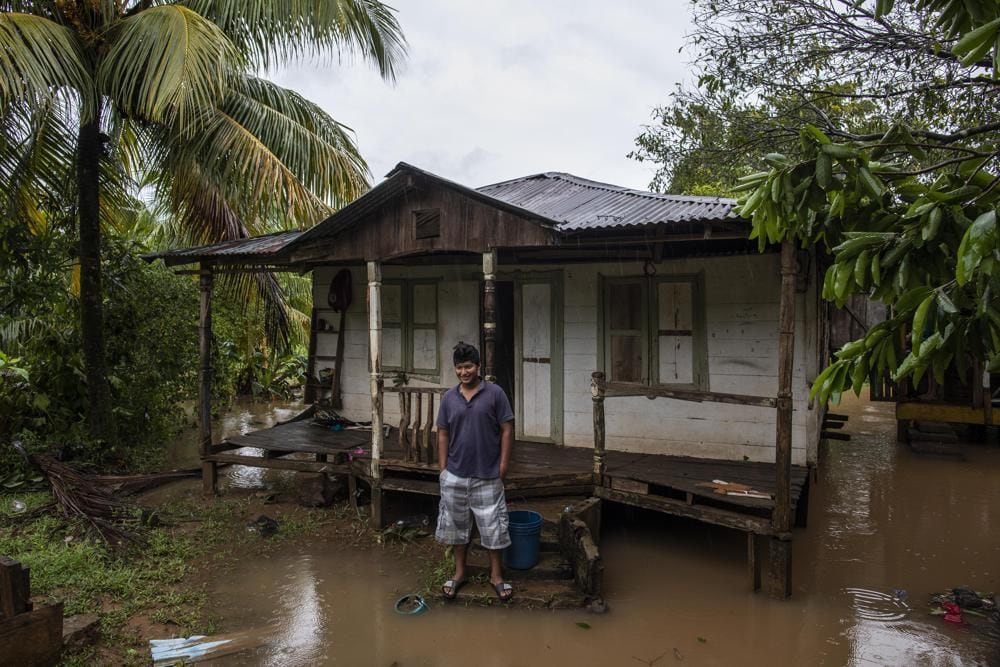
[381, 279, 440, 376]
[598, 273, 708, 390]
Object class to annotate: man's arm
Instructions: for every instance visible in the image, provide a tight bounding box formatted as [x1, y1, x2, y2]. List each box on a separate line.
[437, 428, 449, 472]
[499, 421, 513, 479]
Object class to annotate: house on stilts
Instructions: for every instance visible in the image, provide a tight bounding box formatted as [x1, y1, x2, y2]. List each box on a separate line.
[149, 162, 827, 599]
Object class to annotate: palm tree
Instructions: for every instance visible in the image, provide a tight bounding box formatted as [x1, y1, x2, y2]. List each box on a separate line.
[0, 1, 406, 443]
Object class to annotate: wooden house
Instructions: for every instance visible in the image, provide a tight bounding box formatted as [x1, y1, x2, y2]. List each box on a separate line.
[151, 162, 824, 597]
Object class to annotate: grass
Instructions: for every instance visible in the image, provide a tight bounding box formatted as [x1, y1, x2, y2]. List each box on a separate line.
[0, 486, 366, 665]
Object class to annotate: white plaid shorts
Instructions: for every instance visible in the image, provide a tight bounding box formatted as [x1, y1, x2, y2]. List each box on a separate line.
[435, 469, 511, 550]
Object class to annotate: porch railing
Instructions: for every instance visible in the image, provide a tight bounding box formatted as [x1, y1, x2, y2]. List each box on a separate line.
[384, 386, 447, 464]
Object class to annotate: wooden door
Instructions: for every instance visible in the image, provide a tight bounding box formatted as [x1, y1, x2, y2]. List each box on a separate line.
[515, 276, 562, 443]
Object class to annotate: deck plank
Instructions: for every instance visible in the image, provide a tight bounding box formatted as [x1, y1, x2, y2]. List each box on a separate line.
[216, 419, 808, 515]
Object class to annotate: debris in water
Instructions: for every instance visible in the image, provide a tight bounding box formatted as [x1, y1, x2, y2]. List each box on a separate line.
[930, 587, 997, 627]
[697, 636, 707, 643]
[246, 513, 279, 538]
[632, 652, 666, 666]
[149, 630, 263, 665]
[673, 647, 683, 661]
[394, 594, 428, 615]
[576, 621, 591, 630]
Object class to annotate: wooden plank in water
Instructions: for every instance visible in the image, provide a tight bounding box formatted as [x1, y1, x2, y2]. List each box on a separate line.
[595, 487, 773, 535]
[0, 602, 63, 667]
[897, 401, 1000, 425]
[205, 453, 350, 475]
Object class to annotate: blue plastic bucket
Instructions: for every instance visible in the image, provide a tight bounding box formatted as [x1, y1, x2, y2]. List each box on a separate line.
[504, 510, 544, 570]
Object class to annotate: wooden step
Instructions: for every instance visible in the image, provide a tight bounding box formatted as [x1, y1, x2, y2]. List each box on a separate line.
[465, 548, 573, 581]
[908, 427, 958, 443]
[825, 413, 849, 422]
[380, 478, 440, 496]
[436, 578, 588, 609]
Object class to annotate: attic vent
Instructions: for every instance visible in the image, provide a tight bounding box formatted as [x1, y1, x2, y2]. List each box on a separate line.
[414, 208, 441, 239]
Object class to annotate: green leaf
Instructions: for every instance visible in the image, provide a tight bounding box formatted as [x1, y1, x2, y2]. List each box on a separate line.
[858, 166, 883, 198]
[99, 6, 245, 130]
[956, 210, 997, 285]
[815, 152, 832, 190]
[896, 286, 933, 313]
[0, 14, 95, 117]
[911, 294, 935, 354]
[854, 250, 870, 288]
[576, 622, 591, 630]
[803, 124, 831, 145]
[952, 17, 1000, 64]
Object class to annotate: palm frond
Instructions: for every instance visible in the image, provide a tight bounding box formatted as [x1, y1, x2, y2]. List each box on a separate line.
[0, 13, 92, 115]
[97, 5, 244, 132]
[182, 0, 406, 79]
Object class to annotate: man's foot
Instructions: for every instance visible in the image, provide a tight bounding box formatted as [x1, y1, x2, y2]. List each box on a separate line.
[442, 578, 467, 600]
[492, 580, 513, 602]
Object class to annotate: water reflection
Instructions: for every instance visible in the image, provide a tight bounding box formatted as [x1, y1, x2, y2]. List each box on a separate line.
[165, 398, 302, 490]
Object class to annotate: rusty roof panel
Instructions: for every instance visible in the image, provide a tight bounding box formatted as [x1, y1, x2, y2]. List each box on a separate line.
[143, 230, 304, 265]
[477, 172, 739, 231]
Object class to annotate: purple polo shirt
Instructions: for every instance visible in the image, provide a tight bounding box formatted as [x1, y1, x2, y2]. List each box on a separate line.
[436, 380, 514, 479]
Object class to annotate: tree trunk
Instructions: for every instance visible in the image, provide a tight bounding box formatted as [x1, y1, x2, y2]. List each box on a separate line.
[77, 100, 115, 444]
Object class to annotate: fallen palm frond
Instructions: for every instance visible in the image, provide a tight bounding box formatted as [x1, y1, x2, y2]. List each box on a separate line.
[13, 441, 144, 547]
[90, 469, 200, 496]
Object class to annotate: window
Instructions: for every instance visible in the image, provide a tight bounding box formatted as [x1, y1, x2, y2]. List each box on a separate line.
[601, 275, 706, 388]
[383, 281, 439, 374]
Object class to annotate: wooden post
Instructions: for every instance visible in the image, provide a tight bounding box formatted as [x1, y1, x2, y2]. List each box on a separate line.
[483, 249, 497, 382]
[981, 365, 993, 427]
[199, 265, 217, 496]
[591, 372, 607, 484]
[767, 240, 797, 598]
[0, 557, 31, 619]
[367, 261, 385, 527]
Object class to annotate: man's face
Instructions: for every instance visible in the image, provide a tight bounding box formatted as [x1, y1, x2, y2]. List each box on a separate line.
[454, 361, 479, 385]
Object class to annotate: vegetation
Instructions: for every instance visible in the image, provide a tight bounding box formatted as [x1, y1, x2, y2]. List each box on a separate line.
[0, 0, 406, 445]
[635, 0, 1000, 401]
[0, 488, 341, 664]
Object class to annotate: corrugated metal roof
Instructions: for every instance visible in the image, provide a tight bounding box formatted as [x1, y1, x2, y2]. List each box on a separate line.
[143, 230, 303, 266]
[477, 172, 739, 231]
[149, 164, 743, 265]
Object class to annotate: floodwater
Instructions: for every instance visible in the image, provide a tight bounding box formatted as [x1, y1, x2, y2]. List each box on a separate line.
[166, 397, 302, 489]
[196, 394, 1000, 666]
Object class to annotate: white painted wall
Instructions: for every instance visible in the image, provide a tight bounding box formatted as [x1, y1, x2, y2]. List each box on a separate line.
[313, 253, 821, 466]
[555, 255, 819, 466]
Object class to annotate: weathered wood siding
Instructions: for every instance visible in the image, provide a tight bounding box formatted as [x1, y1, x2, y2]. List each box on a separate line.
[313, 253, 822, 465]
[293, 183, 553, 264]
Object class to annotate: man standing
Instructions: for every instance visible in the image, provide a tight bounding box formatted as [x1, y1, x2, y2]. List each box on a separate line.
[435, 342, 515, 602]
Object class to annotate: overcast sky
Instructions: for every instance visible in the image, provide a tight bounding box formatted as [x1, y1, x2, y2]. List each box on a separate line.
[272, 1, 695, 192]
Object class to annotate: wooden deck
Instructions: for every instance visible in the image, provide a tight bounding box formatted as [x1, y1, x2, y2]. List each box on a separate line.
[206, 420, 808, 536]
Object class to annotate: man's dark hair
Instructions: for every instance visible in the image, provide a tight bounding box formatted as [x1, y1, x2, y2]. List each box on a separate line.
[453, 342, 481, 366]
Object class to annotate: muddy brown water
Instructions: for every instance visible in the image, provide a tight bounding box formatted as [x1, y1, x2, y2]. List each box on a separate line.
[187, 394, 1000, 666]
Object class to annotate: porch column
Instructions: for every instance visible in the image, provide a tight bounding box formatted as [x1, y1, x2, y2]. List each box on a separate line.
[767, 240, 796, 598]
[591, 372, 606, 484]
[367, 261, 385, 527]
[198, 264, 217, 496]
[482, 249, 497, 381]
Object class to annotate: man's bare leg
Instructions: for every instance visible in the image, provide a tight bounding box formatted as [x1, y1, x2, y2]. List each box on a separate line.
[488, 549, 512, 600]
[443, 543, 469, 597]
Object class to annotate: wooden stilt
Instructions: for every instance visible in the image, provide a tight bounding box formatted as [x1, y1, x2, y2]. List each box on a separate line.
[591, 372, 606, 484]
[367, 261, 385, 528]
[482, 249, 497, 382]
[767, 240, 797, 598]
[198, 265, 217, 497]
[747, 532, 761, 591]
